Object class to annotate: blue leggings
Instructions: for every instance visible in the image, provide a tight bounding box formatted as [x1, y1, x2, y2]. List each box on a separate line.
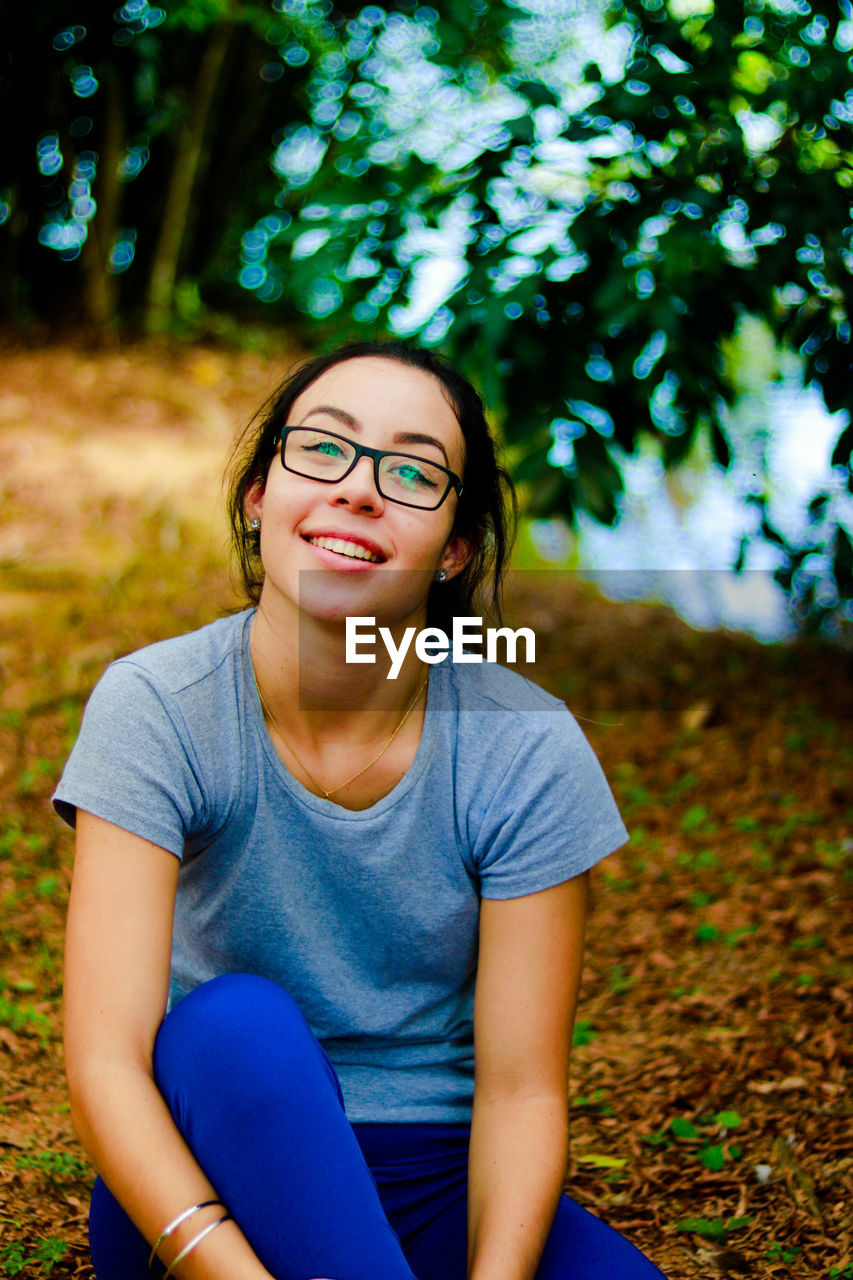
[90, 975, 666, 1279]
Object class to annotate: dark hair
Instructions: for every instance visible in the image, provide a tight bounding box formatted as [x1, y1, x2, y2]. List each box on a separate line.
[226, 340, 516, 629]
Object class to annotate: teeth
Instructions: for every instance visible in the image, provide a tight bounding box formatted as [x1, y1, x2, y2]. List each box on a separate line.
[309, 536, 381, 563]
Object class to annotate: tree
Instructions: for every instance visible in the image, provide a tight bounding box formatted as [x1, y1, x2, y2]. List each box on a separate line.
[0, 0, 340, 333]
[4, 0, 851, 632]
[253, 0, 853, 634]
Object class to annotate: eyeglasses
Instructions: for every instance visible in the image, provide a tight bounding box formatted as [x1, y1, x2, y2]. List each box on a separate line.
[278, 426, 464, 511]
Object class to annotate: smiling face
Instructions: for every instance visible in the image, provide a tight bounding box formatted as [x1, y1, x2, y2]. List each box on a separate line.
[247, 356, 471, 629]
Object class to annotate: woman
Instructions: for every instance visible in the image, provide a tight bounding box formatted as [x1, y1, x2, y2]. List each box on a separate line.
[55, 341, 666, 1280]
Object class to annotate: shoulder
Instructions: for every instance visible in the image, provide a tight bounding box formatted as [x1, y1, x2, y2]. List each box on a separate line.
[75, 608, 253, 756]
[439, 658, 598, 793]
[440, 658, 620, 813]
[53, 612, 254, 843]
[444, 657, 564, 718]
[440, 664, 627, 893]
[107, 609, 253, 699]
[441, 659, 574, 764]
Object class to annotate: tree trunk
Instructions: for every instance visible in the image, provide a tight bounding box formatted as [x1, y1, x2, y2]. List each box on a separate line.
[144, 21, 234, 334]
[80, 64, 125, 336]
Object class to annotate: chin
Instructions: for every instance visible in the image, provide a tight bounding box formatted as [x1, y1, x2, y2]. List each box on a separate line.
[296, 567, 430, 628]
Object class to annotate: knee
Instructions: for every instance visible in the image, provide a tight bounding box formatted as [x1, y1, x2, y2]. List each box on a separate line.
[159, 973, 306, 1042]
[153, 974, 329, 1107]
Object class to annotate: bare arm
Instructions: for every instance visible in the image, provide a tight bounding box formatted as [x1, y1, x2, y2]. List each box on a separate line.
[64, 811, 277, 1280]
[467, 872, 589, 1280]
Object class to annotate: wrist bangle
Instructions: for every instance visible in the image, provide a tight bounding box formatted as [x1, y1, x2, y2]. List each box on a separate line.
[161, 1212, 232, 1279]
[148, 1200, 226, 1273]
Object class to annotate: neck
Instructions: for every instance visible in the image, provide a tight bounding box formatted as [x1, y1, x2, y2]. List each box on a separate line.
[249, 592, 429, 732]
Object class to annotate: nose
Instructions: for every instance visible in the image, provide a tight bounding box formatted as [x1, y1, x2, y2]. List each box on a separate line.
[330, 454, 385, 513]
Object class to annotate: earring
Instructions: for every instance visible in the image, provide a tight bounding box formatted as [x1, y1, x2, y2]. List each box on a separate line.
[434, 568, 447, 583]
[250, 517, 261, 531]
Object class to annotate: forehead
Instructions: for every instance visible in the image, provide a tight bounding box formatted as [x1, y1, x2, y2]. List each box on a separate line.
[290, 357, 464, 462]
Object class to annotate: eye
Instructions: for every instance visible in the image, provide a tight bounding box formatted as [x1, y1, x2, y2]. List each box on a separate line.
[387, 459, 440, 490]
[302, 434, 344, 457]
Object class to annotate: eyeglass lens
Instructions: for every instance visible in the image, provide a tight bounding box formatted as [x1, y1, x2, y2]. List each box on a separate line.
[283, 428, 449, 509]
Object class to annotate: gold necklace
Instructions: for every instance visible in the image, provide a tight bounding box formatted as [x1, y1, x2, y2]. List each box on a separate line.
[254, 673, 429, 800]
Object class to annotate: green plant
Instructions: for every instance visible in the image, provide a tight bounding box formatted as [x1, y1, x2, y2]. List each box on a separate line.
[572, 1091, 614, 1116]
[572, 1020, 597, 1048]
[0, 1237, 70, 1277]
[724, 925, 758, 948]
[9, 979, 36, 995]
[1, 1236, 70, 1277]
[0, 825, 24, 857]
[693, 922, 757, 947]
[16, 759, 54, 796]
[666, 1112, 744, 1171]
[618, 782, 652, 807]
[680, 805, 716, 834]
[602, 873, 636, 893]
[35, 876, 61, 899]
[29, 1238, 68, 1275]
[14, 1149, 90, 1185]
[674, 1215, 754, 1242]
[790, 934, 824, 951]
[664, 773, 699, 800]
[606, 965, 633, 995]
[765, 1242, 801, 1263]
[676, 848, 719, 871]
[0, 995, 51, 1046]
[698, 1144, 726, 1172]
[0, 1242, 27, 1277]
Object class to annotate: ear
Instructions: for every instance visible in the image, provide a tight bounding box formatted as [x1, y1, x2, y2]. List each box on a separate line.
[245, 475, 266, 525]
[438, 530, 475, 582]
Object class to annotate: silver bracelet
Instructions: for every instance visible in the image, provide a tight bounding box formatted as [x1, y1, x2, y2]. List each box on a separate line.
[161, 1212, 232, 1279]
[148, 1200, 226, 1272]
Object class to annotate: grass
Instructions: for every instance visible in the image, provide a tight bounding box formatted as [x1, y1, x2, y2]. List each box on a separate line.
[0, 1237, 69, 1277]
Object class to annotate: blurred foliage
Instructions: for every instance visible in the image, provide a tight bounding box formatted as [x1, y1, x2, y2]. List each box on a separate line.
[1, 0, 852, 633]
[256, 0, 853, 635]
[0, 0, 354, 331]
[261, 0, 850, 634]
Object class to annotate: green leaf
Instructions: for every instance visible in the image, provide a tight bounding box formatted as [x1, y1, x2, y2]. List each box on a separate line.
[698, 1144, 726, 1171]
[0, 1242, 28, 1276]
[680, 804, 710, 832]
[670, 1117, 699, 1139]
[572, 1019, 597, 1047]
[575, 1153, 628, 1168]
[727, 1216, 755, 1233]
[674, 1217, 727, 1241]
[714, 1110, 742, 1129]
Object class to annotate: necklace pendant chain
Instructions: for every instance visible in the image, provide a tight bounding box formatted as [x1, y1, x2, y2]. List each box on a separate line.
[254, 674, 429, 800]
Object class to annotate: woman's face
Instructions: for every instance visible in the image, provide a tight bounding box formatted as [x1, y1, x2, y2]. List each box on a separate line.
[248, 356, 470, 628]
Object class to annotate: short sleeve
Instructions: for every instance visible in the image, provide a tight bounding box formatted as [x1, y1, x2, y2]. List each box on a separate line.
[472, 707, 628, 899]
[52, 660, 207, 858]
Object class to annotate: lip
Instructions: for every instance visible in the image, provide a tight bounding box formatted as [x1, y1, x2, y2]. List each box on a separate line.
[301, 530, 388, 566]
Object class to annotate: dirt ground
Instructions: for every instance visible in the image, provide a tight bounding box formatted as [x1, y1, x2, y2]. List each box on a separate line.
[0, 341, 850, 1278]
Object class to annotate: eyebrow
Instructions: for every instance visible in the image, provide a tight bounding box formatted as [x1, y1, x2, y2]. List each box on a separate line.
[301, 406, 450, 465]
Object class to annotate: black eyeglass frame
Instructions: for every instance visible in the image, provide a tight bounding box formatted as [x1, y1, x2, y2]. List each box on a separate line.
[277, 426, 464, 511]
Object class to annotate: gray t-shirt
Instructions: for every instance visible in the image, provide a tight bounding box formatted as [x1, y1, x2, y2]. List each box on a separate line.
[53, 609, 627, 1122]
